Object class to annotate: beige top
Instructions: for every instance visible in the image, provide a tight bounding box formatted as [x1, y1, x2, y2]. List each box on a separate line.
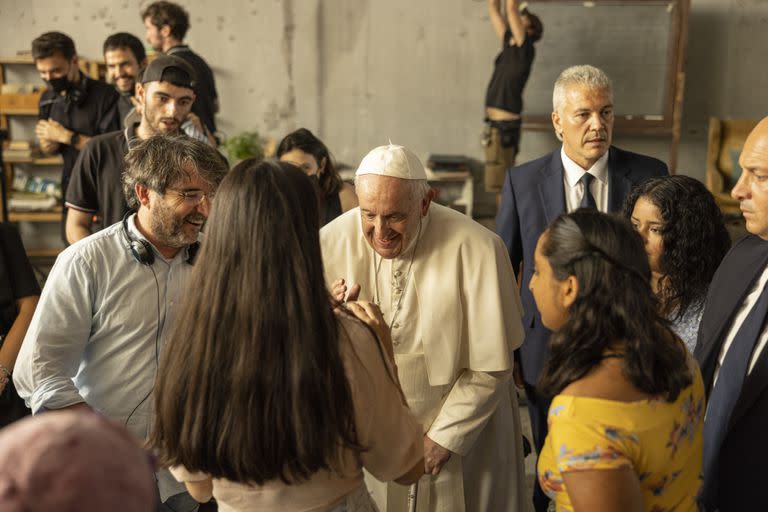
[170, 315, 423, 512]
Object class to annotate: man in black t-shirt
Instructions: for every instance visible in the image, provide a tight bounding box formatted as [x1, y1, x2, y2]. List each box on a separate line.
[483, 0, 542, 193]
[142, 1, 219, 136]
[64, 56, 198, 244]
[32, 32, 120, 239]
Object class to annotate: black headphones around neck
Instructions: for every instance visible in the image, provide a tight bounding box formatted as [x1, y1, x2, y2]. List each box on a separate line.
[121, 211, 199, 266]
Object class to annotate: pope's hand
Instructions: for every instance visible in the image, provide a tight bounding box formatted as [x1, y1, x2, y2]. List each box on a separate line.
[423, 436, 452, 476]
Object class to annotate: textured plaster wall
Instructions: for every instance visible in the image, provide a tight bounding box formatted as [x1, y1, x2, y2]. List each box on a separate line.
[0, 0, 766, 187]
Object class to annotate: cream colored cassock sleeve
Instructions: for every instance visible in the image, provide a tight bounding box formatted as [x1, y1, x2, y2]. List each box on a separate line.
[426, 369, 512, 456]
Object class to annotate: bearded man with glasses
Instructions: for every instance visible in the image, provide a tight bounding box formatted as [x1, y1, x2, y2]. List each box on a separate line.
[14, 135, 228, 512]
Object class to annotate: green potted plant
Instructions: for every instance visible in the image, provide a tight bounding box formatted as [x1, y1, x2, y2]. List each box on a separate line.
[224, 131, 265, 164]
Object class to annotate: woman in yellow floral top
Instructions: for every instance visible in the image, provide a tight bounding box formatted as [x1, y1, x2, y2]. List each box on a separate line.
[529, 209, 704, 512]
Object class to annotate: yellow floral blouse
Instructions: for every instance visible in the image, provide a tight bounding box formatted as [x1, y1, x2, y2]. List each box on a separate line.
[538, 364, 705, 511]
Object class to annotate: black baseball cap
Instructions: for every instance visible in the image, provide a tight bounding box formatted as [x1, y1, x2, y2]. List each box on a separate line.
[140, 55, 196, 90]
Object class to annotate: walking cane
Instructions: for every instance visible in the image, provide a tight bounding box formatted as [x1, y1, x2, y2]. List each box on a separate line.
[407, 482, 418, 512]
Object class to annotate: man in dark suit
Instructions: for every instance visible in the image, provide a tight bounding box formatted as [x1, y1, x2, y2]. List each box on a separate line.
[495, 64, 668, 511]
[695, 116, 768, 511]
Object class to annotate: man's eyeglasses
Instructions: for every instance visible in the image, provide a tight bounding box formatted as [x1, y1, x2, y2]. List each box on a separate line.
[165, 188, 215, 206]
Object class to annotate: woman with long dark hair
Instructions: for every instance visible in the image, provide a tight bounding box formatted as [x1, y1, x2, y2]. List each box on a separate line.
[151, 160, 423, 511]
[531, 209, 704, 511]
[277, 128, 358, 225]
[623, 175, 731, 352]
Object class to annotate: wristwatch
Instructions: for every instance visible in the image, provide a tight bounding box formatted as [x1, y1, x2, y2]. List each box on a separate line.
[69, 132, 81, 146]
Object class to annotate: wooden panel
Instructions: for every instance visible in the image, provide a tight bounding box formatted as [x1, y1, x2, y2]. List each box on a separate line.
[8, 209, 62, 222]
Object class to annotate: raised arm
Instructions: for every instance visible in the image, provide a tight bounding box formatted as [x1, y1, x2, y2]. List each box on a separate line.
[506, 0, 527, 47]
[488, 0, 507, 42]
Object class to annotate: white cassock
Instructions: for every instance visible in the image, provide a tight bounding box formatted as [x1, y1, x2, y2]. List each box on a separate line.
[321, 204, 529, 512]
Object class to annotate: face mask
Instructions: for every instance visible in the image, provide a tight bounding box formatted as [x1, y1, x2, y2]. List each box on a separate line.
[46, 75, 70, 94]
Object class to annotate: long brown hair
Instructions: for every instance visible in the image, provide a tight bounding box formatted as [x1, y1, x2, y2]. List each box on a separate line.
[150, 159, 360, 484]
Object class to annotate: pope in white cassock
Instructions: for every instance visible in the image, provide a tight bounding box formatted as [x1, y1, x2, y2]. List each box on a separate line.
[321, 144, 529, 512]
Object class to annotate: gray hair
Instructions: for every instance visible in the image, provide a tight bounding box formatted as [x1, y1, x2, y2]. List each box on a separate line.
[122, 135, 229, 209]
[552, 65, 613, 114]
[353, 176, 432, 205]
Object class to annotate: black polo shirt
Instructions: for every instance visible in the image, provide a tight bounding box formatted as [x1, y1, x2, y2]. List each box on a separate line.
[38, 76, 120, 197]
[65, 125, 133, 232]
[0, 224, 40, 335]
[167, 45, 218, 134]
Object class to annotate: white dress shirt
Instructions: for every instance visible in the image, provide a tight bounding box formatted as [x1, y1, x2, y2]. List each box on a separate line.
[714, 262, 768, 384]
[561, 148, 609, 213]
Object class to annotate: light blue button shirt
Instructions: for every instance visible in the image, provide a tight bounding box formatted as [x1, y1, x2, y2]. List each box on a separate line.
[14, 214, 195, 501]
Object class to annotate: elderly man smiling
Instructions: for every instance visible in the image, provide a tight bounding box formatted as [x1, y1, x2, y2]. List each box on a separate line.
[322, 143, 528, 512]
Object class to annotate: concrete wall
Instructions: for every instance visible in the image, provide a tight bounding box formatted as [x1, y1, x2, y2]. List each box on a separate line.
[1, 0, 767, 187]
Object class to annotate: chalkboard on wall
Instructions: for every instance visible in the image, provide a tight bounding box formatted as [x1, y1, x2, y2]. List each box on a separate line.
[518, 0, 690, 170]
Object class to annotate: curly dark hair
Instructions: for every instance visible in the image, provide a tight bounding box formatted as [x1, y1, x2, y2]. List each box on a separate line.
[538, 209, 692, 402]
[623, 175, 731, 320]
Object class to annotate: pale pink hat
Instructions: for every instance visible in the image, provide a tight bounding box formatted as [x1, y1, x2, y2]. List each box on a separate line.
[0, 411, 156, 511]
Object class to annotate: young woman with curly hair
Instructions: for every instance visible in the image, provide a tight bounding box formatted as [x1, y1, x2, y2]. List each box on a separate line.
[531, 209, 704, 511]
[623, 175, 731, 352]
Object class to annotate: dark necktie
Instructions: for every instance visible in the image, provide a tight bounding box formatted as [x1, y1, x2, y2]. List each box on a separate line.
[579, 173, 597, 209]
[701, 279, 768, 507]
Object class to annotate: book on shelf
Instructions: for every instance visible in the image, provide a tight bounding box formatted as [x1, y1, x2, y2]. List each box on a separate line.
[12, 173, 61, 199]
[8, 191, 59, 212]
[2, 140, 38, 159]
[0, 83, 43, 95]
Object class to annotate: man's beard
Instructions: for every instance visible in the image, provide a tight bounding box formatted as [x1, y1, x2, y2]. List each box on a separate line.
[143, 109, 182, 136]
[150, 200, 205, 249]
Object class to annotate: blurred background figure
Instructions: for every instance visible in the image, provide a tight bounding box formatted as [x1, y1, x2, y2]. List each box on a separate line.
[483, 0, 542, 194]
[151, 159, 423, 512]
[277, 128, 358, 226]
[0, 224, 39, 428]
[0, 410, 156, 512]
[531, 209, 704, 511]
[624, 175, 731, 352]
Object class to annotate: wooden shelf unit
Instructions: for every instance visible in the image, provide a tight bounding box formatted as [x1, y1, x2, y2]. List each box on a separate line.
[8, 208, 62, 223]
[0, 55, 103, 258]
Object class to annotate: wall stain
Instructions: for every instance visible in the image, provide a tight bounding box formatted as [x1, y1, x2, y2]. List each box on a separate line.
[280, 0, 297, 126]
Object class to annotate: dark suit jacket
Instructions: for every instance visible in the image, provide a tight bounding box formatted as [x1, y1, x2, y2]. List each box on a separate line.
[496, 146, 668, 385]
[694, 235, 768, 511]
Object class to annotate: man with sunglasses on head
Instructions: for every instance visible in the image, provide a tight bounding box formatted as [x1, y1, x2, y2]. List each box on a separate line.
[64, 55, 202, 244]
[14, 135, 228, 512]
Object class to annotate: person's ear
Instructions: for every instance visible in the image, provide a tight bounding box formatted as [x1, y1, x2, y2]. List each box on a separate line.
[318, 157, 327, 176]
[560, 274, 579, 309]
[421, 189, 433, 216]
[135, 82, 146, 105]
[135, 183, 152, 207]
[160, 24, 172, 39]
[552, 110, 563, 141]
